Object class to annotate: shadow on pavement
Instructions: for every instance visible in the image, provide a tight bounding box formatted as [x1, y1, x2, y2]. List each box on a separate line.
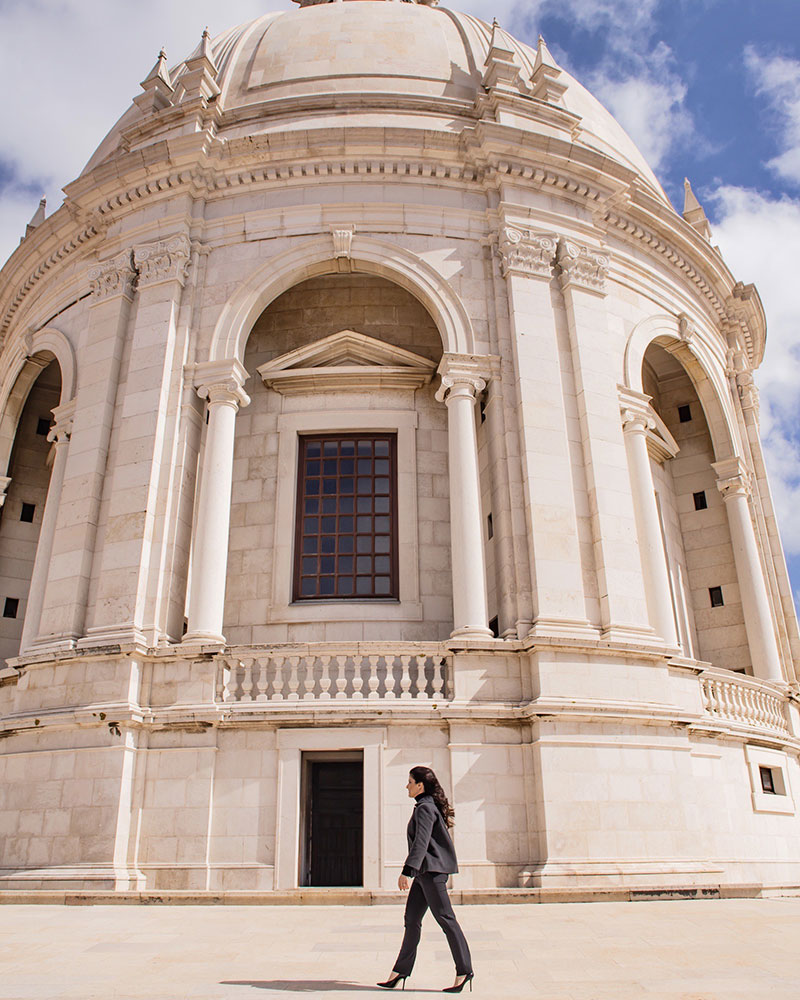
[221, 982, 407, 993]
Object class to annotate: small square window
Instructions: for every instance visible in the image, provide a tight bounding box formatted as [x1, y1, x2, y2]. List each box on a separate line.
[36, 417, 51, 436]
[693, 491, 707, 511]
[487, 512, 493, 540]
[760, 766, 776, 795]
[709, 586, 724, 608]
[3, 597, 18, 619]
[20, 502, 35, 523]
[678, 404, 692, 423]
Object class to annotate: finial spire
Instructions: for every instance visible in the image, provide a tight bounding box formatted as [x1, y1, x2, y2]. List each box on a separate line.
[682, 178, 712, 240]
[24, 197, 46, 239]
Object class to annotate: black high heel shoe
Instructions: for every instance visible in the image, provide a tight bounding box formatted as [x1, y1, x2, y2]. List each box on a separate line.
[443, 972, 474, 993]
[377, 973, 408, 990]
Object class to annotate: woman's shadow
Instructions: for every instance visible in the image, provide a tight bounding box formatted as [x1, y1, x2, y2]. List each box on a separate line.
[221, 981, 439, 993]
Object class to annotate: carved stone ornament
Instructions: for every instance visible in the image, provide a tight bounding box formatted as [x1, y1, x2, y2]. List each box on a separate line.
[713, 457, 751, 501]
[133, 234, 192, 287]
[48, 400, 76, 445]
[434, 353, 493, 403]
[332, 228, 354, 260]
[0, 475, 11, 507]
[557, 239, 609, 294]
[192, 358, 251, 410]
[678, 312, 696, 344]
[88, 250, 137, 302]
[497, 227, 557, 279]
[736, 370, 760, 414]
[620, 407, 655, 434]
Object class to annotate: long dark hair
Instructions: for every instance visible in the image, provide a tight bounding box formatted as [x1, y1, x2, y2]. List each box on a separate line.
[410, 765, 455, 828]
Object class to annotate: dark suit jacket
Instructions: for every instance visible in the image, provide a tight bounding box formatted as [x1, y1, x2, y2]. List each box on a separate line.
[401, 793, 458, 877]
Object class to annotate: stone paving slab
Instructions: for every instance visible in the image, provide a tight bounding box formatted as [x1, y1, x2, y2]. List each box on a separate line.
[0, 899, 798, 1000]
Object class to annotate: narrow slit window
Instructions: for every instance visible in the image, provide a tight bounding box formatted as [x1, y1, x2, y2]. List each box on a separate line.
[759, 766, 776, 795]
[487, 512, 493, 540]
[693, 491, 707, 511]
[20, 502, 35, 523]
[709, 586, 724, 608]
[3, 597, 18, 619]
[293, 433, 398, 601]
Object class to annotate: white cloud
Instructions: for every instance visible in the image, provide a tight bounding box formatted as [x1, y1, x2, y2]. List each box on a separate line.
[590, 61, 694, 171]
[744, 46, 800, 185]
[709, 185, 800, 555]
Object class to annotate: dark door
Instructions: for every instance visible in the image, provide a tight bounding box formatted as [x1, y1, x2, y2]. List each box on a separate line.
[308, 761, 363, 886]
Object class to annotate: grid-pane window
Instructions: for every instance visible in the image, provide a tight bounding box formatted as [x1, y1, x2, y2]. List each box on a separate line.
[294, 434, 397, 601]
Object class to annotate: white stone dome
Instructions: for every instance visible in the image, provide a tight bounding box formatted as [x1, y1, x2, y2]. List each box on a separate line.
[83, 0, 666, 200]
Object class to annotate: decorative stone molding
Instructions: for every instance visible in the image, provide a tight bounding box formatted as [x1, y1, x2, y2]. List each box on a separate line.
[192, 358, 251, 409]
[48, 400, 76, 444]
[618, 386, 679, 463]
[678, 312, 696, 344]
[713, 457, 751, 500]
[556, 239, 609, 294]
[736, 370, 760, 414]
[87, 250, 136, 302]
[496, 227, 557, 279]
[0, 475, 11, 508]
[434, 353, 493, 402]
[133, 234, 191, 288]
[331, 227, 354, 260]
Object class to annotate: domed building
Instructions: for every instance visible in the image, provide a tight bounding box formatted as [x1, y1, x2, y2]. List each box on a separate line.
[0, 0, 798, 896]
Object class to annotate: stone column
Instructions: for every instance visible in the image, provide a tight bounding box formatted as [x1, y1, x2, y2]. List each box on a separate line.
[620, 400, 679, 648]
[435, 355, 492, 639]
[19, 401, 75, 653]
[496, 227, 590, 637]
[33, 250, 137, 650]
[183, 359, 250, 645]
[713, 458, 783, 682]
[557, 239, 653, 642]
[81, 234, 191, 647]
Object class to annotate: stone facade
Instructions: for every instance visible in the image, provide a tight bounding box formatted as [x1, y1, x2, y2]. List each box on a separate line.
[0, 0, 798, 895]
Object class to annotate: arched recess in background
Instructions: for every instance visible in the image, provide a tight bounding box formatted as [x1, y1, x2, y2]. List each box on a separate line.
[642, 342, 750, 673]
[0, 358, 62, 665]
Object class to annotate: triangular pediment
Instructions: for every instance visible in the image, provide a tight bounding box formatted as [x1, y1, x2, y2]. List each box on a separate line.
[257, 330, 437, 395]
[259, 330, 436, 375]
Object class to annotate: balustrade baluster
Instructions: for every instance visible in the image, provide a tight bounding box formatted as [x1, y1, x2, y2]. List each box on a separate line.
[431, 657, 446, 700]
[399, 655, 413, 699]
[215, 661, 228, 703]
[287, 656, 301, 700]
[303, 656, 316, 700]
[384, 656, 398, 699]
[334, 656, 348, 699]
[367, 656, 381, 699]
[254, 657, 268, 702]
[351, 656, 366, 700]
[319, 655, 332, 700]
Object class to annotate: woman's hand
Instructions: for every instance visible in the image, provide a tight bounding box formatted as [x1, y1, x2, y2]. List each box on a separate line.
[398, 875, 410, 891]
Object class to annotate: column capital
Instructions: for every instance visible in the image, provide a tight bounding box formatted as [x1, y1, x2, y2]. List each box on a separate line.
[47, 399, 76, 444]
[435, 353, 494, 403]
[496, 227, 558, 279]
[618, 386, 655, 433]
[133, 233, 191, 288]
[556, 238, 610, 295]
[713, 456, 752, 499]
[87, 249, 137, 303]
[192, 358, 251, 409]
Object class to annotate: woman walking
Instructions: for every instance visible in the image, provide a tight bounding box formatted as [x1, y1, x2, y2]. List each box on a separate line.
[378, 766, 474, 993]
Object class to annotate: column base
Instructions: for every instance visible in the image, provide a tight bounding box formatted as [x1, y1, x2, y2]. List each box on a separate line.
[77, 623, 149, 649]
[527, 617, 599, 641]
[182, 631, 226, 647]
[449, 625, 495, 640]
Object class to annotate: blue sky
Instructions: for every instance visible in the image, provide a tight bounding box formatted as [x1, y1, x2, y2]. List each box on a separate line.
[0, 0, 798, 608]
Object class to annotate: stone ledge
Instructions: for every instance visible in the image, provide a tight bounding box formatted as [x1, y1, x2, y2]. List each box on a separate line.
[0, 883, 773, 906]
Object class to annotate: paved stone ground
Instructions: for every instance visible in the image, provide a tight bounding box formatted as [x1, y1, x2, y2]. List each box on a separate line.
[0, 899, 799, 1000]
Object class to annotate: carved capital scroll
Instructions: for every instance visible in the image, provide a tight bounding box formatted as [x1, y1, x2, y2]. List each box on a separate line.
[557, 239, 609, 294]
[133, 234, 192, 288]
[497, 227, 557, 279]
[88, 250, 137, 302]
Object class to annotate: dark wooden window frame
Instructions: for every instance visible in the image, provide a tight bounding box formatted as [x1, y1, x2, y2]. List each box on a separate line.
[293, 432, 399, 602]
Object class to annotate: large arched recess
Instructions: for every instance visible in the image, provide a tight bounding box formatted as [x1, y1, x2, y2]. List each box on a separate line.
[208, 236, 475, 364]
[0, 327, 76, 477]
[623, 313, 740, 463]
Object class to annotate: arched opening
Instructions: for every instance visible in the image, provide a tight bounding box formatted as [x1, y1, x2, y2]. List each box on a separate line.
[0, 359, 62, 666]
[643, 343, 749, 672]
[220, 272, 458, 644]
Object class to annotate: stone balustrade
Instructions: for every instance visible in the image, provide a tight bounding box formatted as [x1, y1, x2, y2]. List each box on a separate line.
[700, 670, 790, 734]
[216, 643, 450, 704]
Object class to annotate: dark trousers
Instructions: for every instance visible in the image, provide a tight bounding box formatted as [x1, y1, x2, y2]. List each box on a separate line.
[393, 872, 472, 977]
